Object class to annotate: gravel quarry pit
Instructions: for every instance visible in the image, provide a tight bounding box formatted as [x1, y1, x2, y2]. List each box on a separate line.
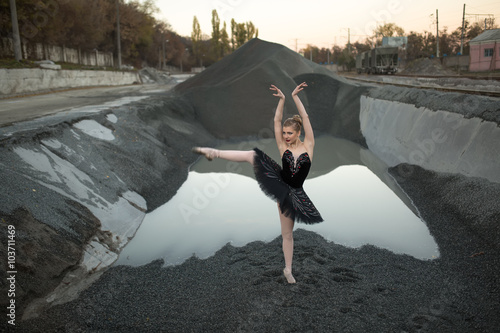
[1, 38, 499, 332]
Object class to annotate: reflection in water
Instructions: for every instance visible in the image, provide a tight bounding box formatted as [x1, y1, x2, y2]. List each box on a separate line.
[116, 137, 439, 267]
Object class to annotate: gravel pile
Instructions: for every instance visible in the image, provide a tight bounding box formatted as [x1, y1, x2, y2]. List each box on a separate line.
[401, 58, 458, 76]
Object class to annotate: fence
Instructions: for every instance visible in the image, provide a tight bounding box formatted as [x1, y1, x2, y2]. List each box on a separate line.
[442, 55, 470, 71]
[1, 37, 114, 67]
[321, 55, 470, 72]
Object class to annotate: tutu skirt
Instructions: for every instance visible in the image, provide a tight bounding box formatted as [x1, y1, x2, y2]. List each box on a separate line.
[253, 148, 323, 224]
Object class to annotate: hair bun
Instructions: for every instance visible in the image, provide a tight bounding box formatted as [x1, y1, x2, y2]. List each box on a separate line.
[283, 115, 303, 132]
[292, 115, 303, 127]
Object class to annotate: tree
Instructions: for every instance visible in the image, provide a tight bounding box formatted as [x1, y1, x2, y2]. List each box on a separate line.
[191, 16, 202, 65]
[438, 26, 460, 56]
[246, 22, 257, 39]
[117, 0, 157, 66]
[374, 22, 405, 37]
[220, 21, 230, 57]
[229, 19, 258, 49]
[466, 21, 484, 41]
[338, 47, 355, 71]
[406, 31, 425, 59]
[330, 45, 343, 64]
[301, 44, 320, 62]
[230, 18, 236, 51]
[0, 1, 262, 69]
[352, 41, 371, 55]
[234, 22, 247, 48]
[372, 23, 405, 47]
[211, 9, 221, 60]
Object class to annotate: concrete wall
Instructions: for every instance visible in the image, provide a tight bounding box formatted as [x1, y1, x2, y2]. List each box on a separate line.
[0, 68, 141, 96]
[0, 37, 114, 67]
[321, 64, 340, 72]
[442, 55, 469, 70]
[360, 96, 500, 184]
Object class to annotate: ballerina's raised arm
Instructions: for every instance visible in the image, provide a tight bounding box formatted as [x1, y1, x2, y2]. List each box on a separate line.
[291, 82, 315, 159]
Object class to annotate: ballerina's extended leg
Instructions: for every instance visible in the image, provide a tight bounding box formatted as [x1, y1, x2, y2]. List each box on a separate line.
[192, 147, 255, 164]
[191, 147, 220, 161]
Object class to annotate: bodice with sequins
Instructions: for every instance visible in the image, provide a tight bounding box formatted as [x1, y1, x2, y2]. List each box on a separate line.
[281, 149, 311, 188]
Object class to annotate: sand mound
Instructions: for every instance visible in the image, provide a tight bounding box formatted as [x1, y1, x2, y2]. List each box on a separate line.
[400, 57, 457, 76]
[175, 38, 368, 145]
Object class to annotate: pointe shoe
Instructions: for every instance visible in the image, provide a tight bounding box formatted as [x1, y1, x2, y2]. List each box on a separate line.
[192, 147, 219, 161]
[283, 268, 296, 284]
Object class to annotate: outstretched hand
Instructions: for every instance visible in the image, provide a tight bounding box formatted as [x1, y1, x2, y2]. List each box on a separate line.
[270, 84, 285, 100]
[292, 82, 308, 96]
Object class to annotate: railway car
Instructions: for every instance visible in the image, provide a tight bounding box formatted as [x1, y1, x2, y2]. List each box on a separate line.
[370, 46, 399, 74]
[356, 51, 369, 74]
[356, 46, 399, 74]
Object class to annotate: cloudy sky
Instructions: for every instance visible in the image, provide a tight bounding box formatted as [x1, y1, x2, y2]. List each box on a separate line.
[154, 0, 499, 50]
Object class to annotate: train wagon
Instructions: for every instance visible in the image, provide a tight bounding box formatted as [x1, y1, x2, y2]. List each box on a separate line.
[355, 46, 399, 74]
[356, 51, 370, 74]
[369, 46, 399, 74]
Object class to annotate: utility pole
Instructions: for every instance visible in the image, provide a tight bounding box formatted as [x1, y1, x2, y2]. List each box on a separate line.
[9, 0, 22, 61]
[341, 28, 352, 52]
[162, 38, 168, 70]
[460, 4, 465, 55]
[436, 9, 440, 58]
[116, 0, 122, 69]
[162, 34, 165, 70]
[158, 47, 161, 69]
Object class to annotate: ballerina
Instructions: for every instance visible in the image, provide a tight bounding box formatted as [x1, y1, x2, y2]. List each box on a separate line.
[193, 82, 323, 283]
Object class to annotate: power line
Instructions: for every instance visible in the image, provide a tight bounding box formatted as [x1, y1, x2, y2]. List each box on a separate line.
[466, 2, 499, 13]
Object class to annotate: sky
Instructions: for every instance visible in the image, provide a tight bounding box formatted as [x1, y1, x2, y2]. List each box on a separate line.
[153, 0, 499, 51]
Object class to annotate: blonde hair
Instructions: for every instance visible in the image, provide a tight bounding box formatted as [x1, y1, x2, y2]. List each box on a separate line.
[283, 115, 302, 132]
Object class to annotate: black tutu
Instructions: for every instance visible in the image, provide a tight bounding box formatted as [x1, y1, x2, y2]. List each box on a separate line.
[253, 148, 323, 224]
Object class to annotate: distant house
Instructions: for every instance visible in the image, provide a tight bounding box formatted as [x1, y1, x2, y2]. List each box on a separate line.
[469, 29, 500, 72]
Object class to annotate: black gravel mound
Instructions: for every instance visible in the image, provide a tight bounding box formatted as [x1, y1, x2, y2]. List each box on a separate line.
[175, 38, 368, 145]
[16, 226, 498, 332]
